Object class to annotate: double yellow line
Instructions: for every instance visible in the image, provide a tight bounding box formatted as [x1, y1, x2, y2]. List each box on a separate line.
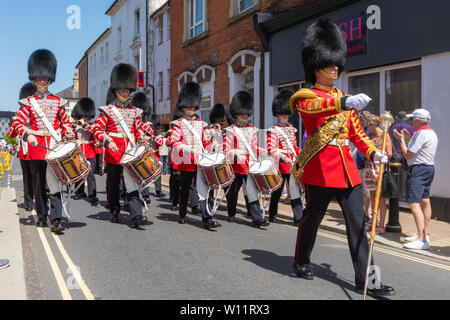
[31, 210, 95, 300]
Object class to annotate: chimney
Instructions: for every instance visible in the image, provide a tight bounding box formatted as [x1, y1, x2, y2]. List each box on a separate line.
[73, 72, 80, 93]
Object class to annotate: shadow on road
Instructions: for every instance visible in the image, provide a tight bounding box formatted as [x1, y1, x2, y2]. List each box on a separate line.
[242, 249, 357, 299]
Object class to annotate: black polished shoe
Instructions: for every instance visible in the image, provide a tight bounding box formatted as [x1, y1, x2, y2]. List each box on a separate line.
[228, 216, 235, 223]
[178, 218, 186, 224]
[73, 194, 81, 200]
[25, 206, 33, 212]
[36, 218, 47, 228]
[191, 206, 200, 215]
[203, 218, 220, 230]
[293, 220, 301, 227]
[355, 284, 396, 297]
[253, 219, 270, 228]
[50, 219, 65, 233]
[156, 191, 166, 198]
[128, 215, 144, 229]
[143, 196, 151, 205]
[269, 216, 277, 223]
[171, 205, 178, 211]
[88, 196, 99, 205]
[293, 263, 314, 280]
[110, 210, 119, 223]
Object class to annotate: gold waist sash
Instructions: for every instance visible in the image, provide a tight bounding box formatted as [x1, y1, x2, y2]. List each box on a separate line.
[292, 111, 350, 179]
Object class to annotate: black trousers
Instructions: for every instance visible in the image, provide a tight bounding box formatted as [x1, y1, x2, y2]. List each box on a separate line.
[294, 183, 372, 286]
[30, 160, 62, 222]
[20, 159, 34, 208]
[179, 171, 197, 218]
[106, 163, 142, 219]
[170, 170, 180, 207]
[269, 173, 304, 222]
[95, 153, 104, 174]
[225, 174, 263, 223]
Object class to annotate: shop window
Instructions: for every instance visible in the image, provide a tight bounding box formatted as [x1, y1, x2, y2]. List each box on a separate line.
[348, 72, 380, 115]
[189, 0, 204, 38]
[158, 16, 164, 44]
[385, 65, 421, 117]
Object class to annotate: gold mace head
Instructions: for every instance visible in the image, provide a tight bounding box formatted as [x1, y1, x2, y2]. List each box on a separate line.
[380, 111, 395, 130]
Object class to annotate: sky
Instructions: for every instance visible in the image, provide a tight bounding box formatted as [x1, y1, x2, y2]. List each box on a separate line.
[0, 0, 115, 112]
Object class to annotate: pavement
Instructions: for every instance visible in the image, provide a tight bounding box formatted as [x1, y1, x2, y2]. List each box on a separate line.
[160, 174, 450, 262]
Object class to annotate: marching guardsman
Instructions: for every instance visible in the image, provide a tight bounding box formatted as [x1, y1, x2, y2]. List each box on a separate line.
[71, 97, 99, 205]
[8, 82, 37, 211]
[223, 91, 270, 228]
[92, 63, 148, 229]
[208, 104, 229, 145]
[149, 113, 166, 199]
[267, 89, 304, 225]
[168, 82, 219, 230]
[12, 49, 75, 233]
[289, 19, 395, 297]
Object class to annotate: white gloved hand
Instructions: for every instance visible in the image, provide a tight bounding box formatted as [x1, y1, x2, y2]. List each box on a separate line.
[373, 152, 388, 165]
[345, 93, 372, 110]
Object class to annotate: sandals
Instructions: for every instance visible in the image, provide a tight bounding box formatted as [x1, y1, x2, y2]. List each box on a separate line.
[375, 226, 385, 235]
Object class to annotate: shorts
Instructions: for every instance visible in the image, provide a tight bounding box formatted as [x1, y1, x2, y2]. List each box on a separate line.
[406, 165, 435, 203]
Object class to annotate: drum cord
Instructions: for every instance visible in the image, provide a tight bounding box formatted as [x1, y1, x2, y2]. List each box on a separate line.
[206, 186, 232, 217]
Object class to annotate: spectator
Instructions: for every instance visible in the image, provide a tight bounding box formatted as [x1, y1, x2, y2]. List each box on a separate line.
[393, 108, 438, 250]
[158, 132, 169, 175]
[365, 115, 392, 234]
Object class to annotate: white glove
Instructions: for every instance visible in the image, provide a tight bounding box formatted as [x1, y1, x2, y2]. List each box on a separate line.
[345, 94, 371, 110]
[373, 152, 388, 165]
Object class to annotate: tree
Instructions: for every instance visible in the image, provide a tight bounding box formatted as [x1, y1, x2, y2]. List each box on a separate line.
[4, 132, 16, 145]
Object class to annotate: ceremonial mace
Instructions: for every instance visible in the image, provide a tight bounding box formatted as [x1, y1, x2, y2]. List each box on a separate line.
[363, 110, 394, 300]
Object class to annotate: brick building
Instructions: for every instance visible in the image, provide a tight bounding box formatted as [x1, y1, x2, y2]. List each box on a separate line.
[170, 0, 305, 127]
[76, 55, 88, 98]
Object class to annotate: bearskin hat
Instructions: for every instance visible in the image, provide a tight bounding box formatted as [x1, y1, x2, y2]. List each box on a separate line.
[28, 49, 57, 83]
[149, 114, 161, 129]
[131, 91, 150, 114]
[302, 19, 347, 87]
[209, 104, 227, 124]
[105, 87, 116, 105]
[110, 63, 137, 92]
[19, 82, 36, 100]
[229, 91, 253, 117]
[272, 89, 294, 116]
[226, 110, 236, 126]
[71, 97, 96, 120]
[178, 82, 202, 109]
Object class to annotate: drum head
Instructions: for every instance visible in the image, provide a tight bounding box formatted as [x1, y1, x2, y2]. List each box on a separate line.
[249, 159, 273, 174]
[199, 153, 225, 166]
[47, 142, 76, 160]
[122, 145, 146, 163]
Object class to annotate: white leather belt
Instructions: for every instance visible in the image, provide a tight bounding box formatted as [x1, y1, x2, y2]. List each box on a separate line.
[328, 138, 349, 146]
[108, 132, 135, 140]
[30, 129, 60, 137]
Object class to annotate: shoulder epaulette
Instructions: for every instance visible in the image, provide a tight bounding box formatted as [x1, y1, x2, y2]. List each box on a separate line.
[289, 88, 318, 113]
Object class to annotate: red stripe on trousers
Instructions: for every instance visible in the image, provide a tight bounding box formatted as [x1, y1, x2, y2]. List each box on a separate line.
[295, 184, 309, 261]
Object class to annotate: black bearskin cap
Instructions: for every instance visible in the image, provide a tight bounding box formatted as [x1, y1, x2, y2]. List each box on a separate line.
[131, 91, 150, 114]
[209, 104, 227, 124]
[28, 49, 57, 83]
[106, 87, 116, 105]
[178, 82, 202, 109]
[71, 97, 96, 120]
[302, 19, 347, 87]
[272, 89, 294, 116]
[229, 91, 253, 117]
[110, 63, 137, 92]
[226, 110, 236, 126]
[19, 82, 36, 100]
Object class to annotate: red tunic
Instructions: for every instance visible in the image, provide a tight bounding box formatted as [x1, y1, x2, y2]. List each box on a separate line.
[92, 103, 144, 165]
[168, 117, 211, 172]
[75, 124, 96, 159]
[267, 124, 301, 175]
[7, 121, 30, 161]
[223, 123, 259, 175]
[12, 94, 72, 160]
[290, 83, 378, 188]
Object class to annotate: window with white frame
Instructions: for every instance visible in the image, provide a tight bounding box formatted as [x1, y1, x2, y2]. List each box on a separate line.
[105, 42, 109, 62]
[239, 0, 254, 13]
[158, 16, 164, 43]
[158, 72, 164, 102]
[167, 12, 171, 40]
[118, 26, 122, 50]
[135, 9, 140, 35]
[189, 0, 204, 38]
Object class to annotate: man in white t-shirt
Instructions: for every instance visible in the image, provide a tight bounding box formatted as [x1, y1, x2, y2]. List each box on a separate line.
[393, 108, 438, 250]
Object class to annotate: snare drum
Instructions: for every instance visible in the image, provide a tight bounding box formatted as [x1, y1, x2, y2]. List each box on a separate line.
[199, 153, 234, 189]
[249, 159, 283, 194]
[121, 143, 162, 186]
[46, 141, 91, 185]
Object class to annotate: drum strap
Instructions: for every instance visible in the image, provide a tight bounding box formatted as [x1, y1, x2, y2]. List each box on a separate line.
[275, 127, 297, 157]
[29, 97, 61, 143]
[233, 127, 257, 162]
[111, 107, 136, 147]
[181, 119, 205, 153]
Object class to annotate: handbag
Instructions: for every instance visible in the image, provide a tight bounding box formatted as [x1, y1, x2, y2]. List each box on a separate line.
[381, 165, 399, 199]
